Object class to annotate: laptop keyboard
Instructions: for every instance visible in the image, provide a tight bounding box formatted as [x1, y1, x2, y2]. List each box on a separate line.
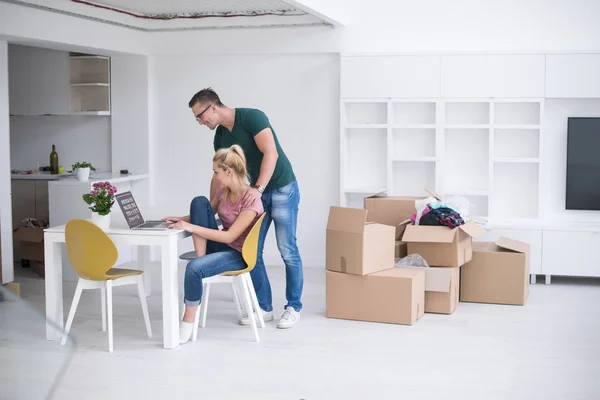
[140, 221, 166, 228]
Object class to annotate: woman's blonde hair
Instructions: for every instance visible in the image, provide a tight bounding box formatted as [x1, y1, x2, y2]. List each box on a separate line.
[213, 145, 249, 196]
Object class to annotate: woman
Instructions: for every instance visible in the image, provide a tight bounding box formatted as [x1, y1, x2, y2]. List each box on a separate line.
[163, 145, 264, 344]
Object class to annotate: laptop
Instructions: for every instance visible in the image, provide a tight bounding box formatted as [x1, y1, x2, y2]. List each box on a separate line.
[115, 191, 173, 230]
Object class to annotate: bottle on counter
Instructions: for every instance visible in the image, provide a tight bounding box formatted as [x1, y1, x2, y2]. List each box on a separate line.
[50, 144, 59, 175]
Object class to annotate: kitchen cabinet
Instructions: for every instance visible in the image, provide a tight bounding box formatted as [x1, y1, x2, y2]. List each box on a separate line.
[29, 47, 70, 115]
[8, 44, 72, 116]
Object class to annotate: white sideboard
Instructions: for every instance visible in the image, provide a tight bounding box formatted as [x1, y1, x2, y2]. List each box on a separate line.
[483, 221, 600, 284]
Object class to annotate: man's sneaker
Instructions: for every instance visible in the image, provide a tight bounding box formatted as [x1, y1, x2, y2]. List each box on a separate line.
[238, 309, 273, 326]
[277, 307, 300, 329]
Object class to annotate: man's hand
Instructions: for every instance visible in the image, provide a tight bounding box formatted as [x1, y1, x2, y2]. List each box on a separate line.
[242, 187, 262, 209]
[162, 216, 184, 223]
[168, 220, 193, 232]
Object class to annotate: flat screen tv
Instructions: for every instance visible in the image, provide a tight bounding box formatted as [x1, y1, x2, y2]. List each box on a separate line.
[566, 117, 600, 210]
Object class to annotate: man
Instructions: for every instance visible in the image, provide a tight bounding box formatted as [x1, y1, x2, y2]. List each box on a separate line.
[188, 88, 303, 329]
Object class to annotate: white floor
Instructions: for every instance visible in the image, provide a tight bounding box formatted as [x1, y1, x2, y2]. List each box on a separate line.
[2, 264, 600, 400]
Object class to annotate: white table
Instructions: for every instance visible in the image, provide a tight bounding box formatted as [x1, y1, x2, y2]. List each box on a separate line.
[43, 217, 190, 349]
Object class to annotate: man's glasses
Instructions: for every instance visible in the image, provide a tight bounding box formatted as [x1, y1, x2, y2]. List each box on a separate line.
[195, 104, 212, 123]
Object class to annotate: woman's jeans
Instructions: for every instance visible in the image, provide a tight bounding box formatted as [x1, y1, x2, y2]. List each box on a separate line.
[183, 196, 246, 307]
[250, 180, 304, 312]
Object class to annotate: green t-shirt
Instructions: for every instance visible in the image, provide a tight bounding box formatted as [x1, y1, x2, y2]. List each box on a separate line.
[213, 108, 296, 192]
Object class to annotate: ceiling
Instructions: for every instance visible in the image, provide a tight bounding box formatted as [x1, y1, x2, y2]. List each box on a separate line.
[5, 0, 341, 31]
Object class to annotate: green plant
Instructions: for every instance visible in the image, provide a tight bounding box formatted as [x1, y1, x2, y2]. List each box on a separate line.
[71, 161, 96, 172]
[82, 181, 117, 215]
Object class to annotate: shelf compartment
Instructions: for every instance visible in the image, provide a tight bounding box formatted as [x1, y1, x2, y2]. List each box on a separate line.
[69, 85, 110, 113]
[493, 157, 540, 163]
[492, 162, 539, 219]
[69, 56, 110, 84]
[392, 160, 435, 197]
[392, 128, 436, 159]
[345, 102, 387, 125]
[444, 128, 489, 193]
[494, 128, 540, 159]
[445, 102, 490, 125]
[344, 128, 387, 191]
[494, 102, 541, 125]
[391, 102, 436, 125]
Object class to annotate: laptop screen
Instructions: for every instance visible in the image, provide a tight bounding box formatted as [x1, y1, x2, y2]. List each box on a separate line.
[115, 191, 145, 228]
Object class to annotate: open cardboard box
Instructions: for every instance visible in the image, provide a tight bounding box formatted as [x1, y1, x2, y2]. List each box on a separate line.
[460, 237, 530, 306]
[326, 206, 395, 276]
[363, 192, 424, 240]
[402, 221, 486, 268]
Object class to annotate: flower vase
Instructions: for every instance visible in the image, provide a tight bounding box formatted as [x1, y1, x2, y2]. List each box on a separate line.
[76, 167, 91, 182]
[91, 212, 111, 230]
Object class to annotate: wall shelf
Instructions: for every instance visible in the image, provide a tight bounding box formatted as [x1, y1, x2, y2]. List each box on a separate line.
[69, 53, 111, 114]
[340, 97, 544, 220]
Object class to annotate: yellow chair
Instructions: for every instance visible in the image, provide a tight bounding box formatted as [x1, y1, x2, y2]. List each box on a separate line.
[61, 219, 152, 352]
[180, 213, 266, 343]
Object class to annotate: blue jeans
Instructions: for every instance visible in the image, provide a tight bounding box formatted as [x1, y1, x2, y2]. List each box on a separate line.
[250, 180, 303, 312]
[183, 196, 246, 307]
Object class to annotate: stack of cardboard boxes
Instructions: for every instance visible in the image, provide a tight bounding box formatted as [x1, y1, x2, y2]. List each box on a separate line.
[326, 192, 531, 326]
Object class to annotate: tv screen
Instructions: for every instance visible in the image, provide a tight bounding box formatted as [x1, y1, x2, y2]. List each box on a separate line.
[566, 117, 600, 210]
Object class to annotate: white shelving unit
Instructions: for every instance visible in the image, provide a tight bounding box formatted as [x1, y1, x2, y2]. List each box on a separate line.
[69, 54, 111, 114]
[340, 98, 543, 221]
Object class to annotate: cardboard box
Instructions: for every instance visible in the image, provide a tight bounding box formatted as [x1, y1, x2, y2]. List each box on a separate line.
[424, 266, 460, 314]
[364, 194, 421, 239]
[401, 221, 486, 267]
[326, 206, 395, 276]
[395, 265, 460, 314]
[460, 238, 530, 306]
[13, 226, 45, 278]
[14, 227, 44, 262]
[395, 241, 408, 258]
[326, 268, 425, 325]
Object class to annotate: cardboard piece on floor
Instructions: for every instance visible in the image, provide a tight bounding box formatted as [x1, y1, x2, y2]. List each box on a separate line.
[395, 265, 460, 314]
[402, 221, 487, 268]
[363, 194, 422, 239]
[326, 268, 425, 325]
[326, 206, 395, 276]
[460, 238, 530, 306]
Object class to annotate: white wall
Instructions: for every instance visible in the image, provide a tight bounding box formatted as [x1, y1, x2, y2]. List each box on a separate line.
[9, 116, 111, 171]
[542, 99, 600, 221]
[150, 54, 340, 267]
[341, 0, 600, 54]
[0, 41, 14, 283]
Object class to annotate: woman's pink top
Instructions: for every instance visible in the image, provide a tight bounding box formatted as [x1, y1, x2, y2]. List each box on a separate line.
[215, 185, 264, 252]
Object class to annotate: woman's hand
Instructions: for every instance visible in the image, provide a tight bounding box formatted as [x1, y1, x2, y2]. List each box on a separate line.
[168, 220, 194, 232]
[162, 216, 184, 223]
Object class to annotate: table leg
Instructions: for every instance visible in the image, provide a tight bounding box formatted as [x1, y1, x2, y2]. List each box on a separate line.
[44, 238, 63, 341]
[137, 245, 151, 296]
[161, 237, 179, 349]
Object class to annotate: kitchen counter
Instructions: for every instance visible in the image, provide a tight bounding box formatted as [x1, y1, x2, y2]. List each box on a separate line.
[48, 172, 149, 186]
[11, 172, 69, 180]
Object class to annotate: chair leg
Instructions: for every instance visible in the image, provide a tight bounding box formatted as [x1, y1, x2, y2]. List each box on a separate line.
[136, 275, 152, 338]
[100, 286, 107, 332]
[239, 276, 260, 343]
[244, 274, 265, 329]
[200, 282, 210, 328]
[61, 279, 84, 346]
[106, 280, 113, 353]
[231, 280, 243, 320]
